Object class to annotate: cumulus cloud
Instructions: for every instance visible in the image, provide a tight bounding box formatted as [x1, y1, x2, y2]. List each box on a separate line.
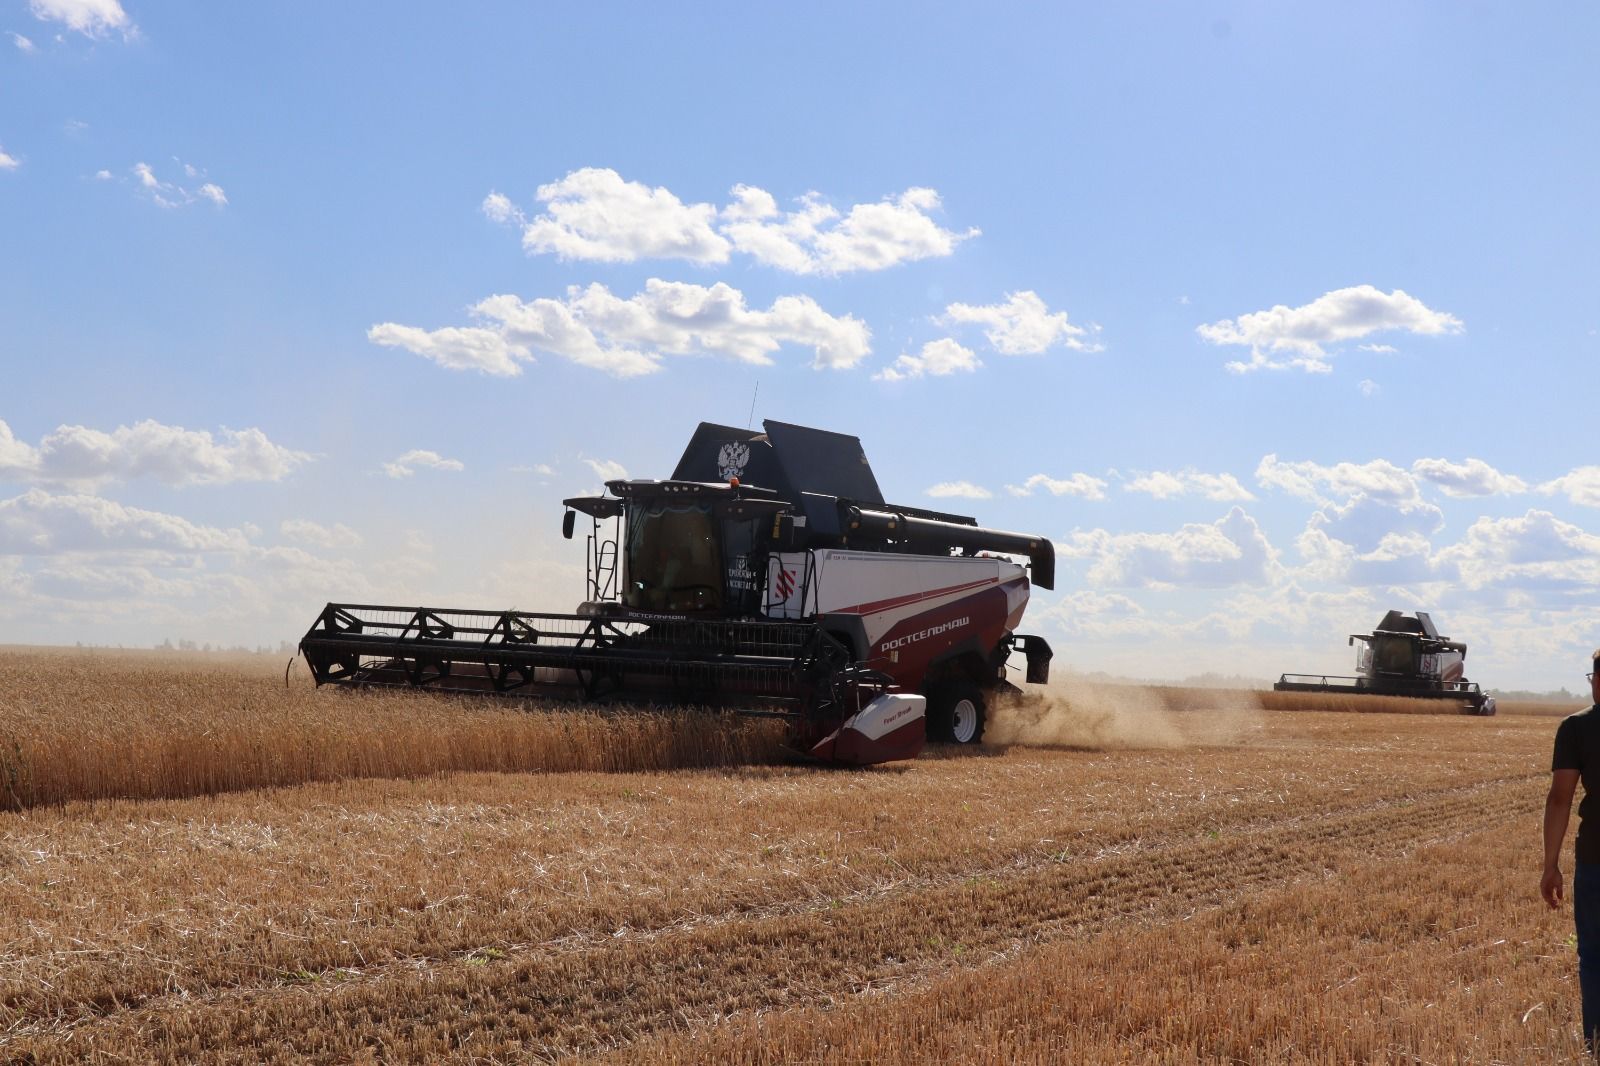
[368, 324, 529, 377]
[1256, 455, 1443, 554]
[0, 146, 17, 171]
[1412, 457, 1527, 498]
[925, 481, 992, 500]
[10, 32, 35, 52]
[371, 279, 871, 379]
[582, 458, 628, 482]
[127, 161, 227, 209]
[30, 0, 131, 36]
[1255, 454, 1422, 508]
[381, 450, 464, 479]
[1309, 491, 1443, 555]
[0, 489, 250, 554]
[939, 291, 1100, 355]
[874, 338, 979, 381]
[1541, 467, 1600, 508]
[1061, 506, 1279, 588]
[516, 168, 729, 264]
[1358, 343, 1398, 354]
[1005, 473, 1109, 500]
[1197, 285, 1463, 373]
[0, 418, 310, 489]
[1124, 470, 1254, 502]
[1435, 510, 1600, 592]
[722, 184, 978, 275]
[279, 519, 362, 550]
[1031, 589, 1155, 639]
[486, 169, 976, 274]
[1295, 526, 1438, 587]
[481, 191, 523, 225]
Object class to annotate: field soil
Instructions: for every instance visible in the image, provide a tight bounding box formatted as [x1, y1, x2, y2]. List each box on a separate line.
[0, 651, 1583, 1062]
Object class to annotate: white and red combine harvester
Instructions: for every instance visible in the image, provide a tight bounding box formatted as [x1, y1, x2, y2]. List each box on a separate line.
[1274, 610, 1496, 715]
[300, 421, 1056, 766]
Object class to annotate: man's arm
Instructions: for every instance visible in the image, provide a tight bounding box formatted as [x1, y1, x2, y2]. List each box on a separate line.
[1544, 768, 1581, 908]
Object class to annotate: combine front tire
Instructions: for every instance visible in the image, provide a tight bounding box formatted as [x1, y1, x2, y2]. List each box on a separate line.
[928, 682, 986, 745]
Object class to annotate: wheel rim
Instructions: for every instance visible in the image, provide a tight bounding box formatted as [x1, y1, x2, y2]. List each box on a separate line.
[951, 698, 979, 743]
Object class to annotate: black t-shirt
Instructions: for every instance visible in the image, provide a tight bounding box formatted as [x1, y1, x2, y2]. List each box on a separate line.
[1553, 706, 1600, 864]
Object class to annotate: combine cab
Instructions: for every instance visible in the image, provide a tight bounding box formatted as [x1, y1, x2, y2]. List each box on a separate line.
[1274, 610, 1496, 715]
[300, 421, 1056, 765]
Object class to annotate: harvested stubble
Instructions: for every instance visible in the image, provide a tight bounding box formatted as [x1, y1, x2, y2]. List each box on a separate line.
[0, 649, 787, 809]
[0, 660, 1576, 1063]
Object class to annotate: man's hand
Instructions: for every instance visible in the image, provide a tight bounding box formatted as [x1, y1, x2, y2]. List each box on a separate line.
[1544, 865, 1566, 909]
[1545, 769, 1579, 908]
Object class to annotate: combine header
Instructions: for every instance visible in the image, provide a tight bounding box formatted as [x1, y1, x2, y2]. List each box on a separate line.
[1274, 610, 1496, 715]
[300, 421, 1056, 765]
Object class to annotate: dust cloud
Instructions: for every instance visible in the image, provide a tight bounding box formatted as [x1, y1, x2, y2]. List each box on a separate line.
[985, 679, 1263, 751]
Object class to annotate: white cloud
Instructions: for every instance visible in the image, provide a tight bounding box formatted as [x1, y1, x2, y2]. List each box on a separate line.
[481, 191, 523, 225]
[0, 418, 310, 489]
[11, 32, 36, 52]
[128, 161, 227, 209]
[1358, 378, 1379, 397]
[1309, 493, 1443, 555]
[29, 0, 130, 36]
[279, 519, 362, 550]
[1435, 510, 1600, 592]
[1197, 285, 1463, 373]
[1005, 473, 1109, 500]
[1031, 590, 1154, 639]
[1358, 343, 1398, 354]
[1541, 467, 1600, 508]
[372, 279, 871, 379]
[489, 169, 976, 274]
[940, 291, 1100, 355]
[1412, 457, 1527, 498]
[381, 450, 464, 479]
[1255, 455, 1442, 554]
[511, 168, 730, 264]
[582, 458, 628, 482]
[94, 168, 112, 180]
[0, 489, 250, 554]
[722, 184, 978, 275]
[368, 323, 529, 377]
[925, 480, 992, 500]
[1062, 507, 1279, 588]
[874, 338, 979, 381]
[0, 147, 16, 171]
[1124, 470, 1254, 502]
[1255, 454, 1422, 508]
[1295, 526, 1438, 587]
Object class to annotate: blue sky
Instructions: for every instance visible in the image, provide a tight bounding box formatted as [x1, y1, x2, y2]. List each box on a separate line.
[3, 2, 1598, 690]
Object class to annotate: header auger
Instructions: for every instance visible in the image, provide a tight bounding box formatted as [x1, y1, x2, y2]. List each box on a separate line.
[300, 420, 1057, 765]
[1273, 610, 1496, 715]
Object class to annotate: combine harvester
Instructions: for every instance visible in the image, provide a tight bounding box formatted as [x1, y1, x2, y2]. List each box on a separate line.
[1273, 610, 1496, 715]
[300, 421, 1056, 766]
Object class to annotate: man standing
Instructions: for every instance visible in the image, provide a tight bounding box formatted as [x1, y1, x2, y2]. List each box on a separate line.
[1544, 652, 1600, 1049]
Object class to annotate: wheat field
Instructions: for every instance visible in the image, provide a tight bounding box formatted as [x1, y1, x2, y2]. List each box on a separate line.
[0, 649, 1584, 1062]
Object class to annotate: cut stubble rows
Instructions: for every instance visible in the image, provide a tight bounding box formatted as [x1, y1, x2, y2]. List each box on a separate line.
[0, 650, 1577, 1062]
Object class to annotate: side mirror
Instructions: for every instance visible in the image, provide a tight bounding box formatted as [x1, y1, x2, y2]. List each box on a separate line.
[561, 510, 576, 540]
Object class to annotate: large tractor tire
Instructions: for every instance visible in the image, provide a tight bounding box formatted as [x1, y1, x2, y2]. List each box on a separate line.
[928, 682, 986, 745]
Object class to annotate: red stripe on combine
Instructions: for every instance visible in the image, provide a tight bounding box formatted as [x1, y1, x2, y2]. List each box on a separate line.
[829, 577, 996, 617]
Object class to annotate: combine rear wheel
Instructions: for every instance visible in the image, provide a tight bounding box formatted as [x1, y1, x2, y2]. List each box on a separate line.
[928, 682, 986, 745]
